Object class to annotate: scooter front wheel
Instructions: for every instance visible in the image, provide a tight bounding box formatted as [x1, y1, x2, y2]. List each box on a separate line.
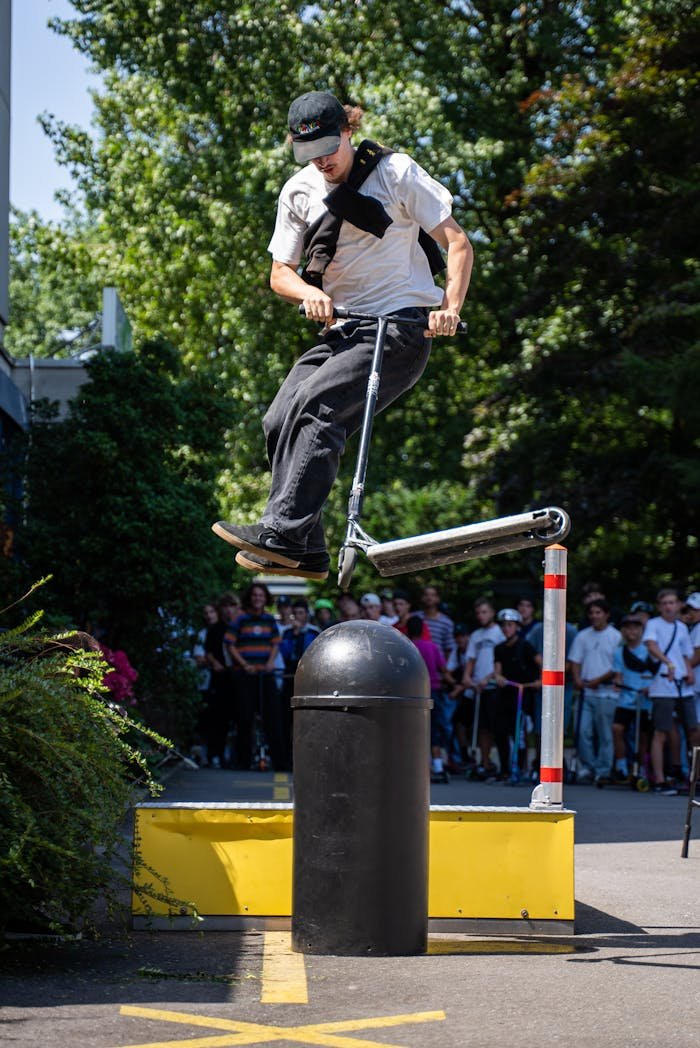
[337, 545, 357, 591]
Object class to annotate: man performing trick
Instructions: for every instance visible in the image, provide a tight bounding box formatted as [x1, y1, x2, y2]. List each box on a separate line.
[213, 90, 473, 579]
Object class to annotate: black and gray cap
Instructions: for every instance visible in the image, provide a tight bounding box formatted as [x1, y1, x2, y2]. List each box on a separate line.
[288, 91, 346, 163]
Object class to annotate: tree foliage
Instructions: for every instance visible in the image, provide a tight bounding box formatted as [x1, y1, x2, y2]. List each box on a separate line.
[8, 0, 698, 612]
[4, 207, 104, 357]
[474, 0, 700, 584]
[13, 341, 235, 739]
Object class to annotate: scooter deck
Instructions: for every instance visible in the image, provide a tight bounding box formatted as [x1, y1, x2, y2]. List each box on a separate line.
[366, 507, 570, 577]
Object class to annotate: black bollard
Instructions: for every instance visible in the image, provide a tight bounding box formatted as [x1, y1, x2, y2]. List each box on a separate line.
[291, 620, 431, 956]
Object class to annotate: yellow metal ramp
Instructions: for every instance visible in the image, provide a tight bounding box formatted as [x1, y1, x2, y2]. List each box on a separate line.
[133, 803, 574, 935]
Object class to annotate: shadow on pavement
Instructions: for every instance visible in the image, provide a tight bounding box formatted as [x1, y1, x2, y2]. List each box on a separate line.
[574, 901, 645, 934]
[570, 901, 700, 969]
[566, 934, 700, 970]
[0, 930, 258, 1008]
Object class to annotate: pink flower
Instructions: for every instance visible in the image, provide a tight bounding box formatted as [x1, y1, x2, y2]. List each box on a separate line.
[100, 644, 139, 704]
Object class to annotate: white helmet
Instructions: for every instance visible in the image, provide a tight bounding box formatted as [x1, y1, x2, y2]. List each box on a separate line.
[497, 608, 522, 623]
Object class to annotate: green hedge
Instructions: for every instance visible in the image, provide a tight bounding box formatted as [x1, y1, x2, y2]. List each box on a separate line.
[0, 592, 189, 935]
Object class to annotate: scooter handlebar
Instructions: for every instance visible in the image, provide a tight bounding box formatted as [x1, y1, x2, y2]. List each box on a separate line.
[297, 303, 467, 334]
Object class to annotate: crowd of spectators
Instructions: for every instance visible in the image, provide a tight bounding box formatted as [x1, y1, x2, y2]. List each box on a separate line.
[189, 580, 700, 794]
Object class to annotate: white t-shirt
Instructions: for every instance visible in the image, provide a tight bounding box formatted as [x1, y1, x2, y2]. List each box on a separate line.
[568, 624, 621, 695]
[267, 152, 453, 315]
[691, 622, 700, 694]
[643, 616, 694, 698]
[466, 624, 505, 684]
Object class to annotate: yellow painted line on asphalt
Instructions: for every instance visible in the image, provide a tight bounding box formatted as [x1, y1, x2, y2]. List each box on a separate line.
[272, 773, 291, 801]
[261, 931, 308, 1004]
[117, 1004, 446, 1047]
[292, 1010, 446, 1040]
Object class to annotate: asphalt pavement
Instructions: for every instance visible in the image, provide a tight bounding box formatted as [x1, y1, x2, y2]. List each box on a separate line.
[1, 768, 698, 1047]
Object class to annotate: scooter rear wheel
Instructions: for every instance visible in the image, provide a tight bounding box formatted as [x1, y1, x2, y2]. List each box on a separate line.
[337, 545, 357, 591]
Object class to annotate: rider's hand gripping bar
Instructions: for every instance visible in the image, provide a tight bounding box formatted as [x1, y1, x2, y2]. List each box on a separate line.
[298, 304, 468, 334]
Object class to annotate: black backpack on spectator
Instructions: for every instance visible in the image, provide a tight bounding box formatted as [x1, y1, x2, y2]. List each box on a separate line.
[622, 623, 676, 676]
[622, 647, 659, 675]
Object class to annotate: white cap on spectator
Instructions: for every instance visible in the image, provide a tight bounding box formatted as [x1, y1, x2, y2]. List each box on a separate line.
[685, 592, 700, 610]
[360, 593, 381, 607]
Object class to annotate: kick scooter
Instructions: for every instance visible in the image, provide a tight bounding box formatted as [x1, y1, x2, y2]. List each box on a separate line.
[301, 307, 570, 589]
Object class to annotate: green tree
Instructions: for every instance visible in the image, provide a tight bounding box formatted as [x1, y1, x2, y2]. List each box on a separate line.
[16, 341, 235, 739]
[469, 0, 700, 589]
[4, 207, 104, 358]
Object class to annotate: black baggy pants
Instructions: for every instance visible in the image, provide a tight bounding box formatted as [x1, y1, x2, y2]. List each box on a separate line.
[261, 308, 431, 549]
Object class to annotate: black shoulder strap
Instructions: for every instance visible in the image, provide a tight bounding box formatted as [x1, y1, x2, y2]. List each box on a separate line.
[646, 622, 678, 677]
[660, 622, 678, 657]
[348, 140, 394, 188]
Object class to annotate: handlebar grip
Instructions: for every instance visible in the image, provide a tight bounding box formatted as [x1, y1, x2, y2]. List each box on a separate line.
[297, 303, 467, 334]
[297, 305, 351, 318]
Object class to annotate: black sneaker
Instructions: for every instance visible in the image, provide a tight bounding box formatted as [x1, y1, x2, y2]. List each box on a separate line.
[212, 520, 310, 569]
[235, 548, 330, 582]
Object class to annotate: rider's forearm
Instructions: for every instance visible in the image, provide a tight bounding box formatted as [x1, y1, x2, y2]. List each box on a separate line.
[270, 261, 325, 304]
[270, 262, 334, 324]
[269, 263, 309, 304]
[440, 233, 473, 315]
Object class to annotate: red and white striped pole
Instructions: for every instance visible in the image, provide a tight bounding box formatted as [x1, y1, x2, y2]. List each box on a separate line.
[530, 544, 567, 809]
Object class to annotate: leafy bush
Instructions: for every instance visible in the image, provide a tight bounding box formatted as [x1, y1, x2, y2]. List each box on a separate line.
[0, 586, 189, 935]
